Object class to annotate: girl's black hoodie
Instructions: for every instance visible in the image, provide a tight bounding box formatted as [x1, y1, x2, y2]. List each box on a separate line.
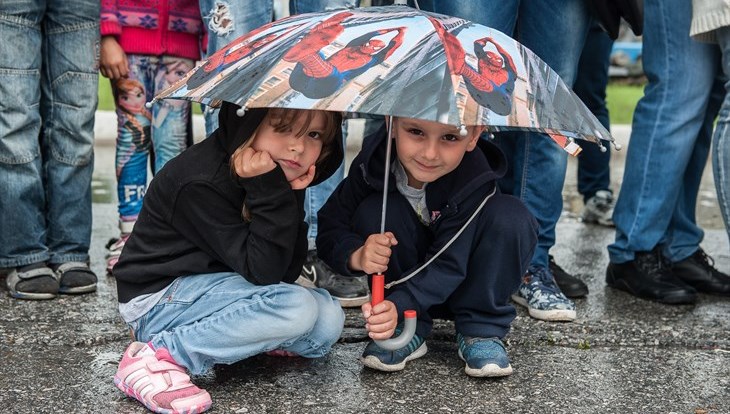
[114, 103, 344, 304]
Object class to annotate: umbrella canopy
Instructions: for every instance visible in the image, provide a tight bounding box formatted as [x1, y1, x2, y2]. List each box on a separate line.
[155, 5, 613, 149]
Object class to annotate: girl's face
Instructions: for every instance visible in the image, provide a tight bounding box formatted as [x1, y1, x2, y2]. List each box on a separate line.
[119, 87, 146, 113]
[251, 111, 327, 182]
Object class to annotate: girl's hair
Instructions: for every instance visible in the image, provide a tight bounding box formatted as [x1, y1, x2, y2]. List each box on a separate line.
[232, 108, 342, 221]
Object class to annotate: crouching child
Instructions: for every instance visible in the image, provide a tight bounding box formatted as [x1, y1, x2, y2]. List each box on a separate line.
[317, 117, 537, 377]
[112, 104, 346, 413]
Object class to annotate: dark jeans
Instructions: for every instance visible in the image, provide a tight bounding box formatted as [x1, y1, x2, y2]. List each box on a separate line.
[574, 24, 613, 202]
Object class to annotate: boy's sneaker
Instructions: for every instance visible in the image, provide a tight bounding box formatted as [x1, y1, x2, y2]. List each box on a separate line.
[6, 263, 59, 300]
[114, 342, 212, 414]
[105, 233, 130, 275]
[297, 250, 370, 308]
[456, 333, 512, 377]
[548, 255, 588, 298]
[361, 331, 427, 372]
[581, 190, 615, 227]
[512, 265, 576, 322]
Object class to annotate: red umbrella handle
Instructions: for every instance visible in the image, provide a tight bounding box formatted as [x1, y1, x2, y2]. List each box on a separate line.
[371, 274, 417, 351]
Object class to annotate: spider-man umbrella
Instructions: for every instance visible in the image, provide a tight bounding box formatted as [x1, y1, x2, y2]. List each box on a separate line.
[154, 5, 615, 153]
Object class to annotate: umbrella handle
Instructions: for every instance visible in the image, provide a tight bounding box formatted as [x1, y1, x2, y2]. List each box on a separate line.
[371, 274, 417, 351]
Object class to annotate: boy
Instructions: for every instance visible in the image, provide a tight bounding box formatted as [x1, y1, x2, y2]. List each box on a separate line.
[316, 117, 538, 377]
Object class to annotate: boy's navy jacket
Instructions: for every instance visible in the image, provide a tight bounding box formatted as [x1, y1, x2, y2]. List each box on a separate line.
[114, 104, 344, 303]
[317, 124, 511, 317]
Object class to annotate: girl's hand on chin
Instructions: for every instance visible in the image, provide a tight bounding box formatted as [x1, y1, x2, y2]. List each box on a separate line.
[232, 147, 276, 178]
[289, 165, 316, 190]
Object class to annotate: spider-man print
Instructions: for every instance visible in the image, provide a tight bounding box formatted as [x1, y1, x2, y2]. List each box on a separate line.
[435, 19, 517, 116]
[282, 12, 406, 99]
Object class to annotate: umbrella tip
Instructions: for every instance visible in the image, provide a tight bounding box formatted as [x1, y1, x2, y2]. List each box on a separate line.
[599, 143, 607, 153]
[145, 99, 155, 109]
[236, 106, 247, 117]
[459, 124, 467, 137]
[613, 142, 623, 151]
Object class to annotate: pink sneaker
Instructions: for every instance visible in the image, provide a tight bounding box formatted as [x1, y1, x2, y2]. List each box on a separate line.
[114, 342, 212, 414]
[105, 233, 130, 275]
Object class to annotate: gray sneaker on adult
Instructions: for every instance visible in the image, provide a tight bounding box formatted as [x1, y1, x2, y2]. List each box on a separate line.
[297, 250, 370, 308]
[6, 263, 59, 300]
[582, 190, 615, 227]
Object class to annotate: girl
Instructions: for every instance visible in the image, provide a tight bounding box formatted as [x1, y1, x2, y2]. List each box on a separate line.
[112, 104, 346, 414]
[100, 0, 204, 275]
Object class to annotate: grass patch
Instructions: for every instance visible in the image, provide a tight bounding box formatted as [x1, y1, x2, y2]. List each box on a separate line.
[98, 77, 645, 125]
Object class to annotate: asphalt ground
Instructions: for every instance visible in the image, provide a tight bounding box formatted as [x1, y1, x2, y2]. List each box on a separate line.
[0, 115, 728, 413]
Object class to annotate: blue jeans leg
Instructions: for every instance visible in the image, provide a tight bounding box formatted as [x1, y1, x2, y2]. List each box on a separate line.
[714, 27, 730, 246]
[131, 273, 345, 375]
[0, 0, 98, 268]
[574, 24, 613, 202]
[289, 0, 359, 14]
[498, 0, 591, 269]
[608, 0, 721, 263]
[200, 0, 274, 135]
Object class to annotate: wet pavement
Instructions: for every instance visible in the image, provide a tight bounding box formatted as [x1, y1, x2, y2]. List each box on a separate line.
[1, 116, 728, 413]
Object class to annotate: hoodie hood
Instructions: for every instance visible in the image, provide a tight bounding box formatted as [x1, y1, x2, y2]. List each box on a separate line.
[211, 102, 344, 186]
[356, 122, 507, 210]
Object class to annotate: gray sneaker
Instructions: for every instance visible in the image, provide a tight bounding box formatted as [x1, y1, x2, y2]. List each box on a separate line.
[582, 190, 615, 227]
[296, 250, 370, 308]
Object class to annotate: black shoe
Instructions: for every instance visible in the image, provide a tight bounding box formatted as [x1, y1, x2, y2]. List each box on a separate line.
[548, 255, 588, 298]
[606, 248, 697, 304]
[671, 248, 730, 296]
[298, 250, 370, 308]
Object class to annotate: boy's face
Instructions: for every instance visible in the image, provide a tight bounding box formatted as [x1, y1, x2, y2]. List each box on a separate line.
[251, 111, 326, 182]
[392, 117, 483, 189]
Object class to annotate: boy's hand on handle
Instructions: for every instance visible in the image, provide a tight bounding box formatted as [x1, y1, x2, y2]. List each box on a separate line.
[99, 36, 129, 80]
[362, 300, 398, 340]
[232, 147, 276, 178]
[288, 165, 316, 190]
[348, 232, 398, 275]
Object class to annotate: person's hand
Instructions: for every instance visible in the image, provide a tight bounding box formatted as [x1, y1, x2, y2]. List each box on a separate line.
[348, 232, 398, 275]
[288, 164, 316, 190]
[99, 36, 129, 80]
[232, 147, 276, 178]
[361, 299, 398, 340]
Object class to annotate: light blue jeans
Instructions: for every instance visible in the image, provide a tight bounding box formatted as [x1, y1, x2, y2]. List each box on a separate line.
[130, 272, 345, 375]
[714, 27, 730, 248]
[425, 0, 591, 269]
[608, 0, 722, 263]
[0, 0, 99, 268]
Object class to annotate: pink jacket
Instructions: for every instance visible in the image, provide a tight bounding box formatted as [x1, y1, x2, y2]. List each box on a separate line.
[101, 0, 205, 61]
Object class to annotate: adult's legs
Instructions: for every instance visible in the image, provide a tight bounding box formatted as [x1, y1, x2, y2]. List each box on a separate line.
[574, 24, 613, 202]
[608, 0, 719, 264]
[200, 0, 274, 135]
[714, 27, 730, 247]
[42, 0, 99, 265]
[132, 273, 344, 375]
[0, 1, 48, 269]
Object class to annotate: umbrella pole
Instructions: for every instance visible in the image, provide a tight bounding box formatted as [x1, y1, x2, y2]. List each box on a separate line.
[372, 117, 417, 351]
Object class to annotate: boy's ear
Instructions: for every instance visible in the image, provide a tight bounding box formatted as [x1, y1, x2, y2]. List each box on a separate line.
[465, 125, 486, 152]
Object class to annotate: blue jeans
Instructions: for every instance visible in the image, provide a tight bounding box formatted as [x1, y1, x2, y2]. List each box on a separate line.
[608, 0, 722, 263]
[113, 55, 194, 219]
[712, 28, 730, 248]
[200, 0, 275, 135]
[289, 0, 358, 14]
[0, 0, 99, 268]
[130, 272, 345, 375]
[426, 0, 591, 268]
[574, 24, 613, 202]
